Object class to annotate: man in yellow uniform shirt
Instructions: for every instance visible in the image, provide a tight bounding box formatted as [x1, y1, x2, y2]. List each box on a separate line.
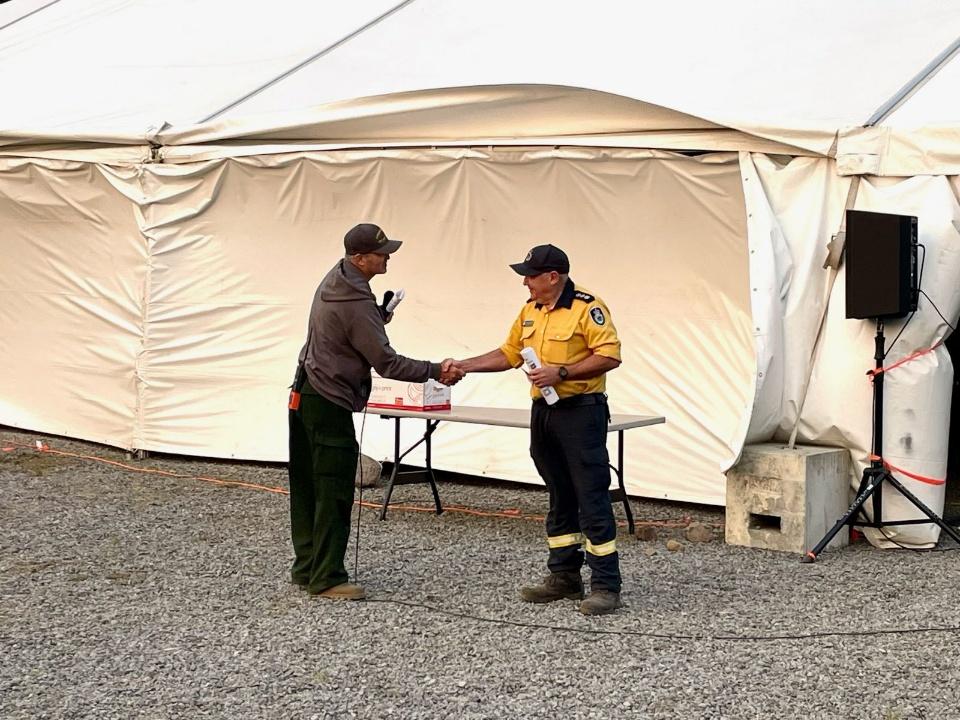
[455, 244, 624, 615]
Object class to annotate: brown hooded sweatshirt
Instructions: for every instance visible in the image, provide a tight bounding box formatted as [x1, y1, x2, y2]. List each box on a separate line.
[299, 259, 440, 411]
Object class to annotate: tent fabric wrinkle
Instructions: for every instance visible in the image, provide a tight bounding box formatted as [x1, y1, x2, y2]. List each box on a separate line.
[171, 85, 727, 145]
[740, 152, 790, 445]
[837, 125, 960, 177]
[0, 157, 146, 451]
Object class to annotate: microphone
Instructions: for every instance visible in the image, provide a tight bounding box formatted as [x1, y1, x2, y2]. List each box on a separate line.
[384, 288, 405, 313]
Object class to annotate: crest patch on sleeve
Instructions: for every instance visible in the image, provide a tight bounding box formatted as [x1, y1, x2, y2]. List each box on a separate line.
[589, 307, 606, 326]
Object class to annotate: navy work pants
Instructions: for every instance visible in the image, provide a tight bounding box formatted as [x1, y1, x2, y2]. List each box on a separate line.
[529, 394, 621, 593]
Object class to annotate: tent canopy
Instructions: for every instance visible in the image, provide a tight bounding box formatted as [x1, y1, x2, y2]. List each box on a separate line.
[2, 0, 960, 171]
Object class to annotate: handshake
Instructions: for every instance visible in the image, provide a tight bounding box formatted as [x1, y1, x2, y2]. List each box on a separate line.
[437, 358, 467, 386]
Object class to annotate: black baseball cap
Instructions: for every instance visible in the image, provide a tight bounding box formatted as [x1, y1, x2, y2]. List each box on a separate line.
[509, 244, 570, 276]
[344, 223, 402, 255]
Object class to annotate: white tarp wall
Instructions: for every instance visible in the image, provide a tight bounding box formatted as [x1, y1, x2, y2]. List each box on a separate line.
[0, 158, 146, 447]
[0, 148, 754, 505]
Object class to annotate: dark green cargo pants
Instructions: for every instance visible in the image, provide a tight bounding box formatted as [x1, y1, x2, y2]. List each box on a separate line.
[288, 384, 358, 593]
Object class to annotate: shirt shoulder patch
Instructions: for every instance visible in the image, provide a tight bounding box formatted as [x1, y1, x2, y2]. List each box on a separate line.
[574, 290, 595, 303]
[589, 306, 606, 326]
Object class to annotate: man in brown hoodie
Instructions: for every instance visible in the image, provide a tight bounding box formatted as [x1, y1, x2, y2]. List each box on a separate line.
[288, 223, 461, 599]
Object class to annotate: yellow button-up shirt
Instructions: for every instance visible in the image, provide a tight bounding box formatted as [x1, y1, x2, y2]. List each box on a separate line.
[500, 279, 621, 400]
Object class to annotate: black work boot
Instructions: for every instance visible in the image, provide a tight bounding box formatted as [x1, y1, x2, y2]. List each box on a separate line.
[519, 571, 584, 603]
[579, 589, 623, 616]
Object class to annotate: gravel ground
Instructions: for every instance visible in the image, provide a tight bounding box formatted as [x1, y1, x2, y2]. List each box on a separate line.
[2, 427, 960, 720]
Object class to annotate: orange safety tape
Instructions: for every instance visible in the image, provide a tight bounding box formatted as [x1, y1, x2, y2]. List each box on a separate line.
[2, 440, 288, 495]
[0, 438, 723, 528]
[867, 341, 942, 379]
[868, 454, 945, 486]
[2, 441, 551, 518]
[354, 499, 549, 522]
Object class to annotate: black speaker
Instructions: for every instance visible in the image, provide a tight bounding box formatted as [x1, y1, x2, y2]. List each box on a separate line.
[845, 210, 918, 320]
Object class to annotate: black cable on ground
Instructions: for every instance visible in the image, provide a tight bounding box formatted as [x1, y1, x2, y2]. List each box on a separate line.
[367, 598, 960, 643]
[353, 406, 369, 580]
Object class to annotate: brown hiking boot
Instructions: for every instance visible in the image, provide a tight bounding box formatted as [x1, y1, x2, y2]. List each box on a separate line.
[579, 589, 623, 616]
[519, 572, 584, 603]
[309, 582, 366, 600]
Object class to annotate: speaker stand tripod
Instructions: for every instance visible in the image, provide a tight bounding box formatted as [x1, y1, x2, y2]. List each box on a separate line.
[801, 318, 960, 562]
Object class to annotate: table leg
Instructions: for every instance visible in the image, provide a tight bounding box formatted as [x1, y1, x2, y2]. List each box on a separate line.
[378, 417, 403, 520]
[425, 419, 443, 515]
[378, 417, 444, 520]
[616, 430, 634, 535]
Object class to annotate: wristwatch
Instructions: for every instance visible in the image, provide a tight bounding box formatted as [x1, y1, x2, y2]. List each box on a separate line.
[558, 366, 569, 380]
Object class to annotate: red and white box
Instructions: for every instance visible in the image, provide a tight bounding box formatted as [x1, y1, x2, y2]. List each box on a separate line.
[367, 375, 451, 411]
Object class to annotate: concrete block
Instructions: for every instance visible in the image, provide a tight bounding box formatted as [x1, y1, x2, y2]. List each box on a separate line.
[725, 443, 851, 553]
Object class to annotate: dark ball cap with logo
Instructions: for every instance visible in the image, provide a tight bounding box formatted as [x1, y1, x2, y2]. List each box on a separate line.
[509, 244, 570, 276]
[344, 223, 403, 255]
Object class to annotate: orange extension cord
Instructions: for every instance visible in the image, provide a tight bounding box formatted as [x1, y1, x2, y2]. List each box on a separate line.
[0, 438, 702, 531]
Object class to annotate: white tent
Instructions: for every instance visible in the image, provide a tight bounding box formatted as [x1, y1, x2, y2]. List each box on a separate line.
[2, 0, 959, 546]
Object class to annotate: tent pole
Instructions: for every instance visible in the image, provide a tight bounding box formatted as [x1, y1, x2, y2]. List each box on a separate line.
[198, 0, 419, 124]
[864, 36, 960, 126]
[0, 0, 64, 33]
